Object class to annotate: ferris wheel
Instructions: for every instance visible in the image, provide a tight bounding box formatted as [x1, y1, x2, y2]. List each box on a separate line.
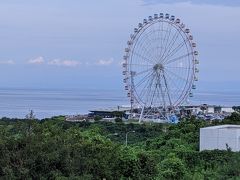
[122, 13, 199, 122]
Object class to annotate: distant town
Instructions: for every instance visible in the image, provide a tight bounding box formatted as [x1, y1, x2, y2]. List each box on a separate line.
[66, 104, 237, 123]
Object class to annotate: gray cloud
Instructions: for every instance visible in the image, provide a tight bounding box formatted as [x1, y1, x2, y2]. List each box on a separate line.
[142, 0, 240, 6]
[48, 59, 81, 67]
[0, 60, 15, 65]
[27, 56, 81, 67]
[95, 58, 114, 66]
[28, 56, 45, 65]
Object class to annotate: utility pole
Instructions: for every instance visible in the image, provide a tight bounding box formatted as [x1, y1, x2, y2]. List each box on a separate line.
[125, 130, 135, 146]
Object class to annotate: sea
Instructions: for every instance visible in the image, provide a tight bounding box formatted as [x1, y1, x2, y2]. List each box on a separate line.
[0, 87, 240, 119]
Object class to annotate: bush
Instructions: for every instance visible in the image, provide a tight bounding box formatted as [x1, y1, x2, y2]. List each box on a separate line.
[115, 118, 123, 123]
[94, 116, 102, 121]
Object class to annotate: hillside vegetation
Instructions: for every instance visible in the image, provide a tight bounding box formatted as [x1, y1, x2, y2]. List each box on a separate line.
[0, 113, 240, 179]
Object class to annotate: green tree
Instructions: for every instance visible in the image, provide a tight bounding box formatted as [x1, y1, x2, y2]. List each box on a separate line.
[94, 115, 102, 121]
[232, 106, 240, 113]
[157, 153, 187, 179]
[115, 117, 123, 123]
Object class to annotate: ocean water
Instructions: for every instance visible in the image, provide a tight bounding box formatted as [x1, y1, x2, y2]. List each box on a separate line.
[0, 88, 239, 119]
[0, 88, 128, 119]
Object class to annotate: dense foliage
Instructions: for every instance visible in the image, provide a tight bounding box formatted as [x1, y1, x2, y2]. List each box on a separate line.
[0, 113, 240, 179]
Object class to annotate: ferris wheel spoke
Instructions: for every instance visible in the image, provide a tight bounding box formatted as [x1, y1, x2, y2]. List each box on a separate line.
[162, 43, 186, 64]
[144, 73, 156, 105]
[164, 69, 184, 93]
[138, 72, 155, 101]
[155, 23, 169, 63]
[133, 67, 153, 77]
[162, 23, 171, 54]
[145, 72, 156, 107]
[136, 42, 156, 63]
[165, 82, 183, 106]
[132, 51, 156, 64]
[157, 20, 165, 63]
[165, 52, 192, 65]
[164, 68, 188, 82]
[155, 21, 163, 61]
[151, 28, 161, 63]
[136, 30, 159, 62]
[160, 29, 181, 63]
[130, 63, 153, 67]
[158, 24, 173, 63]
[140, 73, 156, 102]
[145, 28, 156, 51]
[164, 70, 190, 105]
[134, 71, 154, 89]
[165, 65, 191, 70]
[158, 23, 172, 62]
[163, 72, 173, 106]
[162, 38, 188, 64]
[168, 29, 181, 49]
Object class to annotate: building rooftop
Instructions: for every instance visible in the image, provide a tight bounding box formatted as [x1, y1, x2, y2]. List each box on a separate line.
[89, 107, 131, 113]
[181, 105, 233, 108]
[201, 125, 240, 130]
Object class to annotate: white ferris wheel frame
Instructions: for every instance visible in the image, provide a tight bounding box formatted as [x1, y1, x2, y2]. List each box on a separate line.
[123, 13, 199, 121]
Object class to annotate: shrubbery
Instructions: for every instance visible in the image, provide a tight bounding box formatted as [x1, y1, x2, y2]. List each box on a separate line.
[0, 114, 240, 179]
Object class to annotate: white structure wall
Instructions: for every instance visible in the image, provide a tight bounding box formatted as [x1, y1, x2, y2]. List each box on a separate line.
[207, 107, 215, 113]
[221, 107, 234, 113]
[200, 125, 240, 152]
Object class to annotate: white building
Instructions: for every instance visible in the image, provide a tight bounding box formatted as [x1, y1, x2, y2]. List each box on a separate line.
[221, 107, 235, 113]
[200, 125, 240, 152]
[207, 106, 215, 113]
[182, 105, 234, 115]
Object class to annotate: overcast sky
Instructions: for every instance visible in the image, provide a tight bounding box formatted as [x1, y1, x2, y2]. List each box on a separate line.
[0, 0, 239, 92]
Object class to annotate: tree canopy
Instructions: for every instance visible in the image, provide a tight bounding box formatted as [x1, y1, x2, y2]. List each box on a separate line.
[0, 114, 240, 179]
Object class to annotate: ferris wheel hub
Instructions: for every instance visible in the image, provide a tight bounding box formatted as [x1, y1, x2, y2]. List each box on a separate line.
[153, 63, 164, 72]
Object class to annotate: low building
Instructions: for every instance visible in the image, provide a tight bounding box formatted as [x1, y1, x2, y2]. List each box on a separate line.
[207, 106, 215, 113]
[181, 105, 234, 115]
[221, 107, 235, 113]
[200, 125, 240, 152]
[89, 106, 131, 119]
[65, 115, 89, 122]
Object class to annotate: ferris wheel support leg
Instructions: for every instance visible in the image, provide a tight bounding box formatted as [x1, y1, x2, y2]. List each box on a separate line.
[165, 112, 170, 122]
[139, 106, 145, 123]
